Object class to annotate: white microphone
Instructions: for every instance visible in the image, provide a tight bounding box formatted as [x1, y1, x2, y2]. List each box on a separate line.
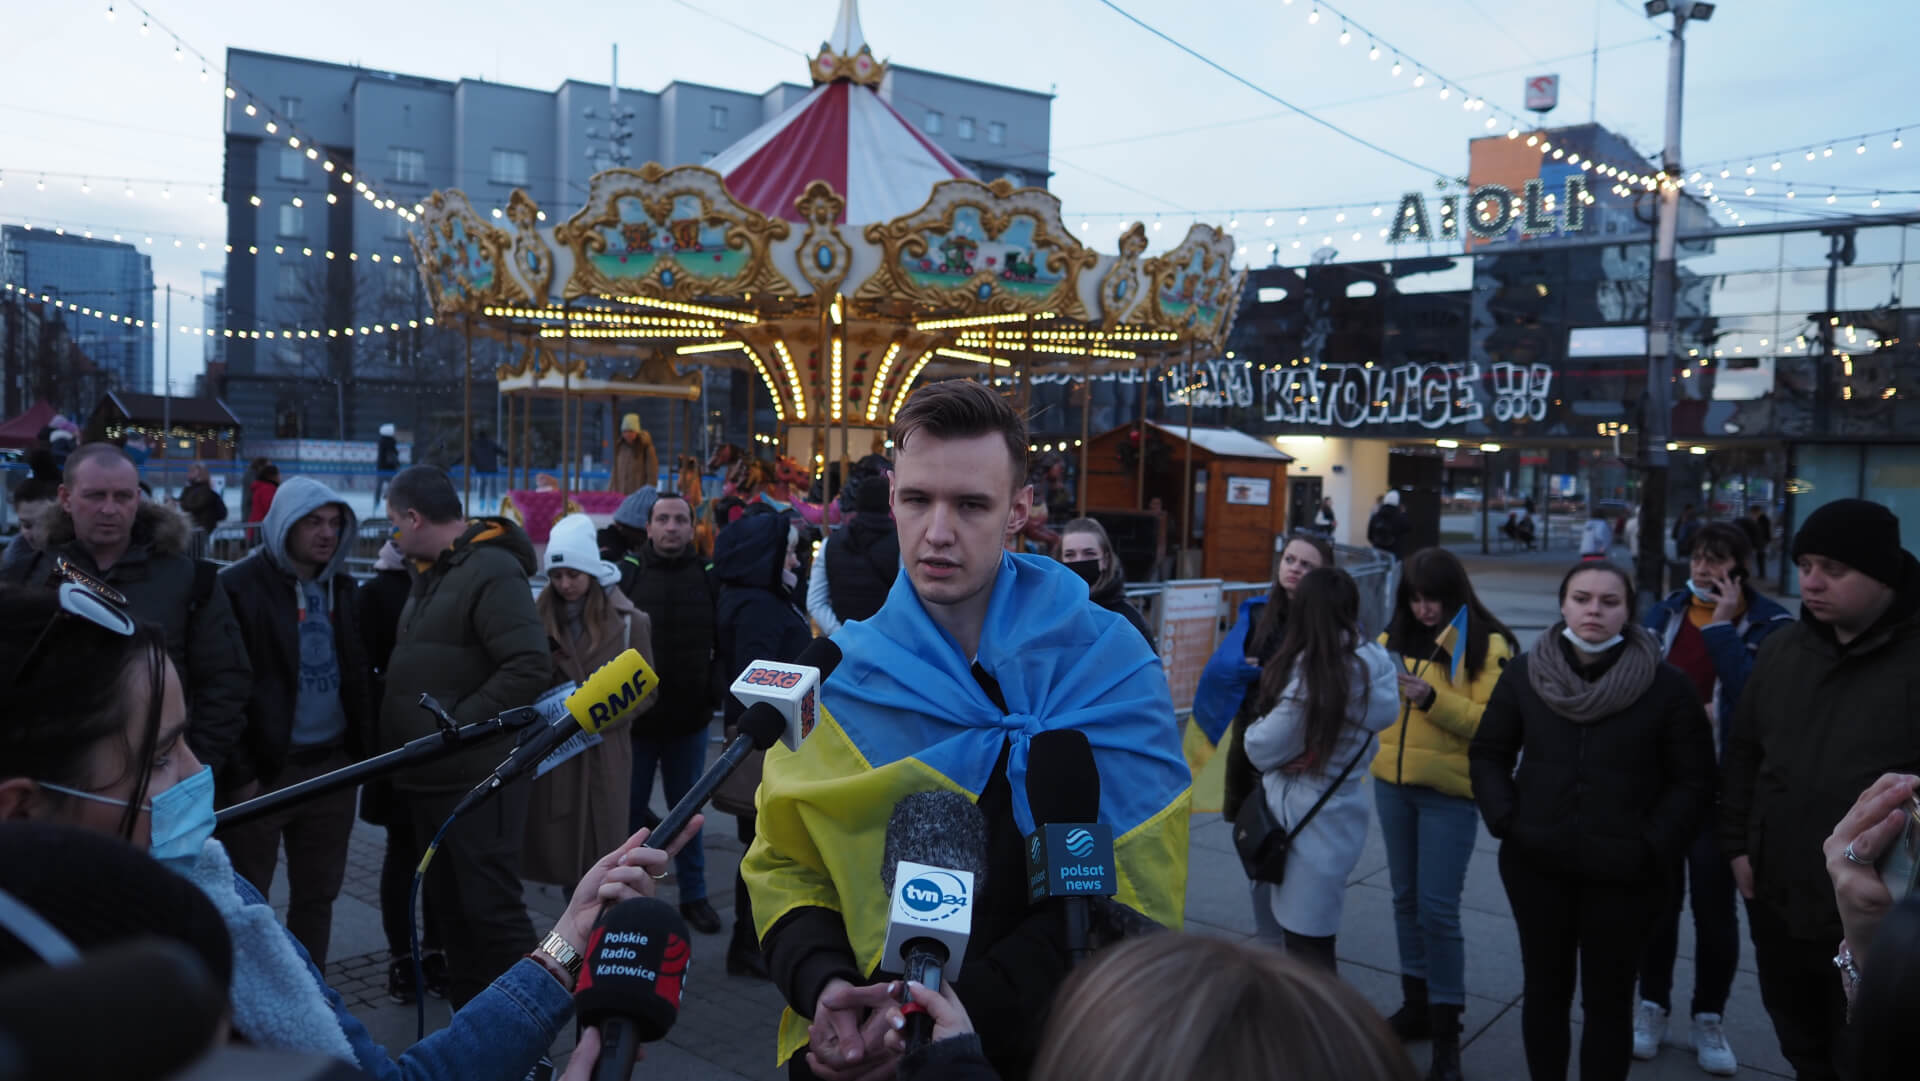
[727, 639, 840, 751]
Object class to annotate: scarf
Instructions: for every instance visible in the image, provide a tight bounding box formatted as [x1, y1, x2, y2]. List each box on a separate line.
[1526, 623, 1661, 724]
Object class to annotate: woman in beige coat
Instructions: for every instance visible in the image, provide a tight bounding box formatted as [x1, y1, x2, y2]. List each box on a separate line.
[523, 515, 655, 887]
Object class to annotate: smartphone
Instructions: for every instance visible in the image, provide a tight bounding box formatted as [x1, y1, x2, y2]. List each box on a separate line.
[1729, 565, 1749, 585]
[1876, 796, 1920, 904]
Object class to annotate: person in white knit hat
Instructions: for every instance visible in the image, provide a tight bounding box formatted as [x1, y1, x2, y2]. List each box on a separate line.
[523, 514, 655, 888]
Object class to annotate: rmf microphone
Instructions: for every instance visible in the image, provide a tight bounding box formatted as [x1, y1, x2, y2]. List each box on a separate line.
[453, 648, 660, 818]
[881, 790, 989, 1055]
[576, 897, 693, 1081]
[643, 637, 843, 852]
[1023, 729, 1117, 967]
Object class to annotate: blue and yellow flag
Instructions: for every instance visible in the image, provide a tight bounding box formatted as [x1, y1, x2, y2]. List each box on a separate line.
[742, 552, 1192, 1064]
[1440, 604, 1470, 683]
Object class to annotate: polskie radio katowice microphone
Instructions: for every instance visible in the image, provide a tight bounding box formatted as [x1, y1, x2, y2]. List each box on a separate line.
[452, 647, 660, 817]
[643, 637, 843, 852]
[880, 790, 989, 1055]
[1023, 729, 1116, 966]
[576, 897, 693, 1081]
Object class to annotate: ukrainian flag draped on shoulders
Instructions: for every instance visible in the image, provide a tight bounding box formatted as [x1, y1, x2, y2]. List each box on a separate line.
[743, 551, 1191, 1064]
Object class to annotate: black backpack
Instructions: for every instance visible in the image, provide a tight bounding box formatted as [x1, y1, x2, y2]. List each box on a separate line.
[1368, 507, 1398, 549]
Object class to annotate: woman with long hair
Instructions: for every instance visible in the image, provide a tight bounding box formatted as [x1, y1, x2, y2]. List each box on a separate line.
[1372, 548, 1518, 1081]
[1059, 516, 1154, 649]
[1470, 562, 1715, 1081]
[1242, 566, 1400, 969]
[1195, 533, 1336, 939]
[523, 515, 654, 889]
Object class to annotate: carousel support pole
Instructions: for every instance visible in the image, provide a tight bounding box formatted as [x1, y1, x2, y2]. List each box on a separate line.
[462, 319, 473, 512]
[816, 299, 830, 489]
[1078, 357, 1093, 516]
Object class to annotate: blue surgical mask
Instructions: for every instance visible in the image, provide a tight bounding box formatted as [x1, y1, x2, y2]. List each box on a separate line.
[1561, 626, 1626, 654]
[1686, 578, 1717, 602]
[39, 764, 216, 870]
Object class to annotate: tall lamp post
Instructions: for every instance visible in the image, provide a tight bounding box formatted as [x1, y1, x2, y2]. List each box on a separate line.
[1636, 0, 1714, 607]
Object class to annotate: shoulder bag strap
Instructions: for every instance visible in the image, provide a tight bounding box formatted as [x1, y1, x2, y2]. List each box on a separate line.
[1285, 733, 1372, 840]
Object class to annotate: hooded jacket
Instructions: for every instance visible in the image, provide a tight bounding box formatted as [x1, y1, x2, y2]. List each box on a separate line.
[4, 501, 252, 774]
[1720, 554, 1920, 940]
[378, 517, 552, 792]
[712, 512, 812, 819]
[620, 536, 717, 739]
[1643, 583, 1792, 756]
[217, 478, 374, 790]
[819, 509, 900, 629]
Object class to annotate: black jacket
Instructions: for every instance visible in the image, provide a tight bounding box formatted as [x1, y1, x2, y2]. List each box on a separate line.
[824, 511, 899, 625]
[620, 540, 718, 738]
[1470, 638, 1716, 883]
[1089, 574, 1155, 652]
[376, 435, 400, 472]
[1368, 502, 1412, 557]
[1721, 558, 1920, 940]
[177, 480, 227, 533]
[713, 513, 811, 725]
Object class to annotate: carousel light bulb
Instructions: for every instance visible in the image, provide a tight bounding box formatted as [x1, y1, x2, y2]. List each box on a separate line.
[1368, 43, 1380, 60]
[265, 121, 277, 134]
[1526, 134, 1538, 146]
[1507, 127, 1520, 139]
[1338, 26, 1350, 45]
[1307, 7, 1320, 24]
[244, 102, 256, 116]
[1413, 72, 1426, 88]
[1485, 116, 1498, 129]
[1391, 59, 1403, 77]
[224, 86, 236, 99]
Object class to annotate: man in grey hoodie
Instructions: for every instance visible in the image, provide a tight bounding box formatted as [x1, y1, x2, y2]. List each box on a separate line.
[215, 475, 374, 967]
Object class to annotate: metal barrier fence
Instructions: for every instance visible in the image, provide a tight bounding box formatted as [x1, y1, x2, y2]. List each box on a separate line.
[189, 521, 392, 573]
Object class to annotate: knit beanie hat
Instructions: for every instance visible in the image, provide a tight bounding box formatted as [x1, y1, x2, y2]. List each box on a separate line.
[1792, 498, 1907, 586]
[546, 514, 620, 587]
[615, 485, 659, 529]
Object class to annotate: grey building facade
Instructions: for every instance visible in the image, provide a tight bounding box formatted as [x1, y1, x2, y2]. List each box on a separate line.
[1, 227, 154, 396]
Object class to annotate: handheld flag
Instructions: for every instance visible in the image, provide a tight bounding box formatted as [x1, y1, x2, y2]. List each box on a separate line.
[1441, 606, 1470, 684]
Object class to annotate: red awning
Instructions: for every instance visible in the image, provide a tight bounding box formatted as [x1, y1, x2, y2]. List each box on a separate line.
[0, 401, 55, 449]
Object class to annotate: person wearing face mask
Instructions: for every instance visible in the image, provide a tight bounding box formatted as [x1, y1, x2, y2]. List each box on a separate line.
[1470, 563, 1715, 1081]
[1058, 517, 1153, 650]
[0, 582, 703, 1081]
[1372, 549, 1517, 1081]
[1629, 521, 1790, 1073]
[1195, 533, 1336, 939]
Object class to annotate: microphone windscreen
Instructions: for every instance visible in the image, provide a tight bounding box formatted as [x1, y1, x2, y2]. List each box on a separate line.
[574, 897, 692, 1042]
[736, 701, 787, 751]
[563, 648, 660, 735]
[796, 636, 843, 681]
[0, 938, 226, 1081]
[1026, 729, 1100, 825]
[881, 790, 989, 895]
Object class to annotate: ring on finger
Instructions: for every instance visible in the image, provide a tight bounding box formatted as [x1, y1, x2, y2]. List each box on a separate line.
[1845, 840, 1873, 866]
[650, 869, 670, 880]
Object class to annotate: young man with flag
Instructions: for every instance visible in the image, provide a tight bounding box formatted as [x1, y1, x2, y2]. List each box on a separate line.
[742, 380, 1190, 1081]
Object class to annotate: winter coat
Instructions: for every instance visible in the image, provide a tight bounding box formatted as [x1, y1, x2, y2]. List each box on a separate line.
[1720, 557, 1920, 940]
[4, 501, 252, 774]
[824, 511, 899, 627]
[217, 478, 374, 790]
[1368, 503, 1411, 558]
[522, 587, 653, 887]
[178, 479, 228, 533]
[378, 517, 552, 792]
[1089, 571, 1155, 652]
[1470, 637, 1717, 883]
[1370, 630, 1513, 801]
[376, 435, 400, 472]
[619, 539, 717, 739]
[357, 569, 412, 685]
[1642, 585, 1793, 754]
[1244, 641, 1400, 936]
[711, 512, 812, 818]
[612, 433, 658, 495]
[1580, 518, 1614, 557]
[248, 481, 278, 524]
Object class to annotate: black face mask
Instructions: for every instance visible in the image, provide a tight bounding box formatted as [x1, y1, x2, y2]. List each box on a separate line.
[1066, 559, 1102, 587]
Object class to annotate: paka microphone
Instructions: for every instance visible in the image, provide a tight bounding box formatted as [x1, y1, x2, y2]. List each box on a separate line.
[1023, 729, 1115, 966]
[575, 897, 693, 1081]
[880, 790, 989, 1055]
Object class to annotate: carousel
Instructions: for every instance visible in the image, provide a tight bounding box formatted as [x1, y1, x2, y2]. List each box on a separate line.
[409, 0, 1244, 542]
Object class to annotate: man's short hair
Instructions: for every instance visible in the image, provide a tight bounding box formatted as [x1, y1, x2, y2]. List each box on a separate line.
[889, 380, 1027, 488]
[1691, 521, 1754, 567]
[62, 443, 136, 487]
[650, 493, 692, 521]
[387, 465, 464, 524]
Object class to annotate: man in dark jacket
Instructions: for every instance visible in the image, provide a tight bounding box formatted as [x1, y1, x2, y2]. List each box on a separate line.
[1369, 490, 1412, 559]
[805, 475, 899, 635]
[214, 476, 371, 967]
[1721, 498, 1920, 1081]
[372, 422, 400, 511]
[618, 491, 721, 934]
[380, 464, 551, 1007]
[3, 443, 251, 775]
[176, 461, 228, 534]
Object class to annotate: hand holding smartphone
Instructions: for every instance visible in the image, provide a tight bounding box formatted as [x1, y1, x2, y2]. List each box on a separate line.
[1876, 796, 1920, 903]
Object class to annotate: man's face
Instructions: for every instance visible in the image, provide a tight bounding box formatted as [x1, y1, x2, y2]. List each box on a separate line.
[1798, 554, 1895, 633]
[60, 458, 140, 553]
[15, 498, 51, 549]
[649, 497, 693, 555]
[385, 502, 431, 560]
[891, 431, 1030, 612]
[288, 505, 345, 572]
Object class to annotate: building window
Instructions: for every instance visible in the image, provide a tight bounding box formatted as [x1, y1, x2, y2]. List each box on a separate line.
[489, 149, 528, 186]
[957, 116, 975, 141]
[998, 171, 1023, 188]
[280, 96, 302, 120]
[390, 147, 426, 184]
[278, 147, 305, 181]
[924, 110, 943, 135]
[710, 105, 729, 131]
[278, 204, 304, 237]
[987, 121, 1006, 146]
[277, 263, 304, 299]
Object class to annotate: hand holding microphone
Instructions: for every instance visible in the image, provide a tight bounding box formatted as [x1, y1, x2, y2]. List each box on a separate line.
[572, 897, 694, 1081]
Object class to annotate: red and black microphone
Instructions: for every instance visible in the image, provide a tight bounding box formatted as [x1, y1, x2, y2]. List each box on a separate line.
[576, 897, 693, 1081]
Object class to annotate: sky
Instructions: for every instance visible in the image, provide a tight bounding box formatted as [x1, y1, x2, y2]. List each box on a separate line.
[2, 0, 1916, 396]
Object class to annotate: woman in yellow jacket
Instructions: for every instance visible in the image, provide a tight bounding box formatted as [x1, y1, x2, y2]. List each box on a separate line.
[1372, 547, 1517, 1081]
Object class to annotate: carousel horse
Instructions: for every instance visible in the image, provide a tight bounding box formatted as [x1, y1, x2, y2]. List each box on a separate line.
[678, 454, 716, 558]
[758, 454, 842, 527]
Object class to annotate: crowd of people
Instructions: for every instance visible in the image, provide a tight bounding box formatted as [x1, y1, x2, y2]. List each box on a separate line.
[2, 393, 1919, 1081]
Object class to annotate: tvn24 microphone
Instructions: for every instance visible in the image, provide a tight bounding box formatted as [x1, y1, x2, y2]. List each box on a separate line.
[1023, 729, 1116, 967]
[576, 897, 693, 1081]
[642, 637, 842, 852]
[452, 647, 660, 817]
[881, 790, 989, 1055]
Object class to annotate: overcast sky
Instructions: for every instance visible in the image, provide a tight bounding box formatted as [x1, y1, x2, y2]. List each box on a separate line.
[3, 0, 1915, 395]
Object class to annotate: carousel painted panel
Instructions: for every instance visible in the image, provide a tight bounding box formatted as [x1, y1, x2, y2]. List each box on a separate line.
[553, 164, 793, 301]
[858, 178, 1094, 318]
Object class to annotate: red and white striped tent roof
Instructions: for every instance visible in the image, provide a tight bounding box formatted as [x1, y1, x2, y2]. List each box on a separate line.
[706, 1, 976, 223]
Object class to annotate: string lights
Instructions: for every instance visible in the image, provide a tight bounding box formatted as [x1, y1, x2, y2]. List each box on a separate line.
[3, 281, 434, 338]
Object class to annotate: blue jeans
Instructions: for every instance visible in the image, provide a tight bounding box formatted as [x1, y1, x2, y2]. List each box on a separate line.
[1638, 822, 1740, 1016]
[1375, 779, 1480, 1005]
[629, 726, 709, 902]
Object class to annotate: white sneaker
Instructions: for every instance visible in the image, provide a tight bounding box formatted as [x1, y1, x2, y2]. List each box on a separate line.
[1690, 1013, 1738, 1076]
[1632, 1000, 1668, 1060]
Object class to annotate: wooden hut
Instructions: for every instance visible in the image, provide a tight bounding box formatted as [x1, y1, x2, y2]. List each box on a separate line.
[1084, 420, 1292, 583]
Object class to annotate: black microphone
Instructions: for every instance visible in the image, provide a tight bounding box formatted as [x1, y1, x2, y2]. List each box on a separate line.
[880, 791, 989, 1055]
[576, 897, 693, 1081]
[643, 637, 843, 852]
[1023, 729, 1114, 966]
[0, 938, 226, 1081]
